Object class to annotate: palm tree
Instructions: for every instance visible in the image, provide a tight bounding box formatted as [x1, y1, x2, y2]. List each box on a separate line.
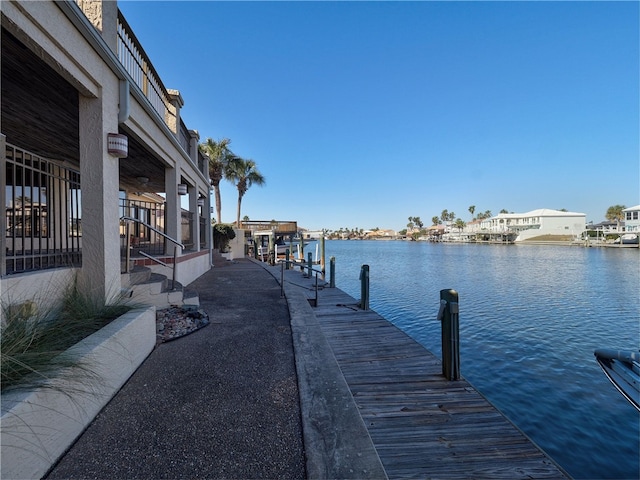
[225, 156, 266, 227]
[468, 205, 475, 219]
[199, 137, 233, 224]
[431, 216, 440, 226]
[606, 205, 626, 230]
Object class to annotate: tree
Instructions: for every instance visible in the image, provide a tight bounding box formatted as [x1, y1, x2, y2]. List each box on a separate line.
[213, 223, 236, 252]
[407, 216, 423, 230]
[606, 205, 626, 228]
[431, 216, 440, 226]
[500, 209, 508, 214]
[225, 156, 266, 227]
[468, 205, 475, 219]
[454, 218, 466, 232]
[440, 209, 449, 223]
[476, 210, 492, 220]
[199, 137, 233, 225]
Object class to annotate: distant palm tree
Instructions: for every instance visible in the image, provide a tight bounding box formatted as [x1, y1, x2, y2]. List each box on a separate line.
[606, 204, 626, 230]
[431, 216, 440, 226]
[475, 210, 492, 220]
[225, 156, 265, 227]
[468, 205, 475, 219]
[199, 137, 233, 224]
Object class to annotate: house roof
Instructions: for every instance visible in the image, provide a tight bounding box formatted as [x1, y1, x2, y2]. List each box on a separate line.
[623, 205, 640, 212]
[493, 208, 585, 219]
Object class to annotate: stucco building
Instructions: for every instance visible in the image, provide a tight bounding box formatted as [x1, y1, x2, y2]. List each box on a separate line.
[623, 205, 640, 233]
[480, 209, 586, 242]
[1, 0, 212, 315]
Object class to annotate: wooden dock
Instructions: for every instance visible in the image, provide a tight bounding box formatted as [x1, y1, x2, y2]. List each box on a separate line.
[283, 266, 569, 479]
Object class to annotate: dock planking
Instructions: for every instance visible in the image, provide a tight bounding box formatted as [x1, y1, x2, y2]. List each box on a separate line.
[283, 268, 569, 479]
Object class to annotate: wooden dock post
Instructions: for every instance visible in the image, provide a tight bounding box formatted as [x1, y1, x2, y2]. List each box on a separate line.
[307, 252, 313, 278]
[438, 289, 460, 380]
[360, 264, 370, 310]
[329, 256, 335, 288]
[285, 248, 290, 269]
[320, 235, 326, 275]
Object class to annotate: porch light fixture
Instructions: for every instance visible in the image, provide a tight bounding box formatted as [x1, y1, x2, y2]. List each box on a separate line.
[107, 133, 128, 157]
[137, 176, 149, 185]
[197, 198, 205, 207]
[178, 184, 188, 195]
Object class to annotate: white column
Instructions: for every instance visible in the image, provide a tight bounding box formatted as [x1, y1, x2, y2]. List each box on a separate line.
[165, 167, 181, 255]
[0, 134, 6, 278]
[77, 92, 121, 303]
[189, 185, 198, 251]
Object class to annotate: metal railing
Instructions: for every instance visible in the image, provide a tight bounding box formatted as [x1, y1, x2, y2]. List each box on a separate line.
[121, 216, 184, 289]
[178, 118, 191, 156]
[117, 11, 172, 124]
[4, 143, 82, 275]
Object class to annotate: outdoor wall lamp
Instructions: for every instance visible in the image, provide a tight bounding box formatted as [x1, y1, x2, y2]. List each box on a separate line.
[197, 198, 205, 207]
[178, 184, 188, 195]
[107, 133, 128, 157]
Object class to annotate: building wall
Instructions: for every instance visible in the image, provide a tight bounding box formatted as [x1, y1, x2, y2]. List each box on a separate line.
[623, 205, 640, 232]
[2, 1, 122, 303]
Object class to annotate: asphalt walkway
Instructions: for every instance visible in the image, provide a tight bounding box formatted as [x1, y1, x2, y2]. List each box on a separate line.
[46, 259, 305, 480]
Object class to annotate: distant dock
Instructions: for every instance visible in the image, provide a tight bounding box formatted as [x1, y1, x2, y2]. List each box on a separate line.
[272, 262, 570, 479]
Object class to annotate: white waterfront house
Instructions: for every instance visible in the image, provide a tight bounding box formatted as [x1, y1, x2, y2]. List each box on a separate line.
[481, 209, 586, 242]
[1, 0, 213, 316]
[623, 205, 640, 232]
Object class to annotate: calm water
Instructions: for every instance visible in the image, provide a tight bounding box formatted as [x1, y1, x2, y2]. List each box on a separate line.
[323, 240, 639, 480]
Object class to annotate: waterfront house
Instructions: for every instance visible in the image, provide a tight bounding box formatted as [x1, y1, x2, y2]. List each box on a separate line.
[1, 0, 213, 316]
[587, 220, 624, 235]
[481, 209, 586, 242]
[623, 205, 640, 233]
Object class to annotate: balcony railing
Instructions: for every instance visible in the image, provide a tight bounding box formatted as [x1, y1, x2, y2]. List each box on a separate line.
[178, 118, 191, 156]
[117, 11, 172, 125]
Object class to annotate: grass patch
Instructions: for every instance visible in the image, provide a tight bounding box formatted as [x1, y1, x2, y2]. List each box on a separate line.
[521, 234, 575, 242]
[1, 280, 133, 394]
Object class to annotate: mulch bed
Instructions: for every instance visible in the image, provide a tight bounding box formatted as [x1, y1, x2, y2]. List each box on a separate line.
[155, 306, 210, 344]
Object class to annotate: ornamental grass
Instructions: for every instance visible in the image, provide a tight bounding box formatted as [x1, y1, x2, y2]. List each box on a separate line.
[1, 280, 132, 393]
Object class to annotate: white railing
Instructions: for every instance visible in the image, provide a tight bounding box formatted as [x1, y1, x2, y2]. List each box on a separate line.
[116, 11, 171, 123]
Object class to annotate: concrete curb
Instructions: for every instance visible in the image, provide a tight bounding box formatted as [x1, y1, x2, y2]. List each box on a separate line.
[253, 259, 388, 479]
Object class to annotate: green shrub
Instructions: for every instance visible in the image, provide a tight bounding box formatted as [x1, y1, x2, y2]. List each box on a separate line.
[213, 223, 236, 252]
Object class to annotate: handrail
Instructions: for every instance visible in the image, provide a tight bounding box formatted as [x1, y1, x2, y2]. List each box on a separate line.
[120, 216, 184, 289]
[120, 216, 184, 249]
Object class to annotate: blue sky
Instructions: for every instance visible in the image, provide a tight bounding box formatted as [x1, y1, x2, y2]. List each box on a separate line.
[119, 1, 639, 231]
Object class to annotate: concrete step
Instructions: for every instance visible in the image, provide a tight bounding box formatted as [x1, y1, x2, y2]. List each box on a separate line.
[123, 258, 201, 308]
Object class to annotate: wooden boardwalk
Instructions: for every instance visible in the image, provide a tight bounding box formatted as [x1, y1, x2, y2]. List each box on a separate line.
[285, 268, 569, 479]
